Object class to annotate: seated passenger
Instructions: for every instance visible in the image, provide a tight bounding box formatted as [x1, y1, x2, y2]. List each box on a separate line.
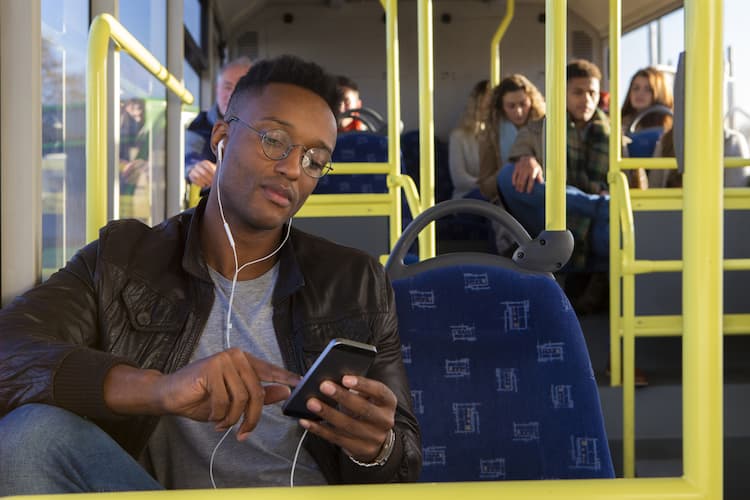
[185, 57, 252, 191]
[0, 55, 421, 495]
[477, 74, 546, 201]
[448, 79, 491, 199]
[476, 75, 546, 253]
[336, 75, 368, 133]
[621, 67, 674, 188]
[498, 59, 610, 270]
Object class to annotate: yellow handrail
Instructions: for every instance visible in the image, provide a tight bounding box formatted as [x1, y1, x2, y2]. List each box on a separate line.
[490, 0, 515, 87]
[417, 0, 436, 259]
[86, 13, 193, 242]
[545, 0, 566, 231]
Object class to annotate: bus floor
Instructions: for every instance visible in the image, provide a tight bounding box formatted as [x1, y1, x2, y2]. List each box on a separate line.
[578, 312, 750, 499]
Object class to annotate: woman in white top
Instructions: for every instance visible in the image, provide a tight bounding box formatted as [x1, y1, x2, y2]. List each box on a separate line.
[448, 80, 492, 199]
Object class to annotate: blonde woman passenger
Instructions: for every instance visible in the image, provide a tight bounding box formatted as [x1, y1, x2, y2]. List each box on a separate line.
[448, 80, 492, 199]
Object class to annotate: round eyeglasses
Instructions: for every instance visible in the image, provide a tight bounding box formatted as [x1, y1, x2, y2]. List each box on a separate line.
[225, 116, 333, 178]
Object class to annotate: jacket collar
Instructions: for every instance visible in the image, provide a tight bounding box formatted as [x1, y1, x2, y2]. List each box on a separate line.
[181, 197, 305, 300]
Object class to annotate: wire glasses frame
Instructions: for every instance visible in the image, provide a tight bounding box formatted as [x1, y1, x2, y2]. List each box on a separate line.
[225, 116, 333, 178]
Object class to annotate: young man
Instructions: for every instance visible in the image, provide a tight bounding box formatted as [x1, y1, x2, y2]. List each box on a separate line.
[185, 57, 252, 190]
[0, 55, 421, 494]
[497, 59, 611, 269]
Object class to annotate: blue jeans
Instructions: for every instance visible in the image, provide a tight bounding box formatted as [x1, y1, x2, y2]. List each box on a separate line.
[0, 404, 163, 495]
[497, 163, 610, 259]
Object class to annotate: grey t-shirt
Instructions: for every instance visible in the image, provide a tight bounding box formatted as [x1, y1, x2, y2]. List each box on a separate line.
[146, 263, 327, 488]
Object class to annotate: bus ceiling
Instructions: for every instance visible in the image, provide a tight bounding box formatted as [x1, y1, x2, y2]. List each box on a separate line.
[210, 0, 684, 42]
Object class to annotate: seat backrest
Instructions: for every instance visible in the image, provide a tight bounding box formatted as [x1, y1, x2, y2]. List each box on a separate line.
[392, 263, 614, 481]
[626, 127, 664, 158]
[314, 132, 389, 194]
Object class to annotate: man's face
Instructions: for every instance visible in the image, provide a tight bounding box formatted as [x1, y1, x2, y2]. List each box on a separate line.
[214, 83, 337, 232]
[566, 76, 600, 125]
[338, 87, 362, 114]
[216, 64, 251, 116]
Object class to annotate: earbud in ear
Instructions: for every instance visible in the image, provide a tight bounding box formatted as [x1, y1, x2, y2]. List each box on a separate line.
[217, 139, 225, 163]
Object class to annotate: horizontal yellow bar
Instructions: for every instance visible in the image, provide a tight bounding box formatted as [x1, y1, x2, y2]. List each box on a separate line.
[614, 313, 750, 337]
[618, 157, 748, 170]
[329, 162, 391, 175]
[624, 259, 682, 274]
[296, 194, 391, 217]
[724, 258, 750, 271]
[628, 188, 750, 211]
[17, 477, 705, 500]
[624, 258, 750, 274]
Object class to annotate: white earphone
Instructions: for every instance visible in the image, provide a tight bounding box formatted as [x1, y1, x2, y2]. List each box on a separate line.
[217, 138, 225, 164]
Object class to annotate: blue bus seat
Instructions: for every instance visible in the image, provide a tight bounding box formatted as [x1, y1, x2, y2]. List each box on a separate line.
[314, 132, 390, 194]
[386, 200, 614, 481]
[626, 127, 663, 158]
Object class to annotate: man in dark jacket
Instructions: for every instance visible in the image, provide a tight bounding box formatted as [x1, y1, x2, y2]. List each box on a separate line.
[0, 55, 421, 494]
[185, 57, 252, 190]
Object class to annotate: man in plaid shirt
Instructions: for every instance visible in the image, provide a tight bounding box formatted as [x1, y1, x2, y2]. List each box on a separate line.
[498, 59, 610, 271]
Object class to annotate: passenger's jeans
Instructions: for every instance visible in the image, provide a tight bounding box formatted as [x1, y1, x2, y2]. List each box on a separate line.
[0, 404, 163, 495]
[497, 163, 610, 259]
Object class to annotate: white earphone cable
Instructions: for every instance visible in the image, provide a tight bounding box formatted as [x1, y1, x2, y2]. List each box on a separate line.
[209, 138, 294, 488]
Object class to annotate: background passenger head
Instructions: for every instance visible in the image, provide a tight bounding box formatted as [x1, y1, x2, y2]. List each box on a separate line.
[621, 66, 674, 129]
[336, 75, 362, 115]
[566, 59, 602, 126]
[216, 56, 253, 117]
[493, 74, 546, 128]
[458, 79, 491, 134]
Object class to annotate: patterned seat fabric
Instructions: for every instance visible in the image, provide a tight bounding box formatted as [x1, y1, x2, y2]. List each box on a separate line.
[393, 264, 614, 481]
[314, 132, 390, 194]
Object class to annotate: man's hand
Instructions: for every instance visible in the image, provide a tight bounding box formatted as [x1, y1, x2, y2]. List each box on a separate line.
[298, 375, 397, 463]
[104, 349, 301, 441]
[512, 156, 545, 193]
[187, 159, 217, 189]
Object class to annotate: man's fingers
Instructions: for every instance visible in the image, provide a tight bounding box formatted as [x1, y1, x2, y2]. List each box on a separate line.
[341, 376, 397, 409]
[263, 384, 292, 404]
[243, 352, 301, 386]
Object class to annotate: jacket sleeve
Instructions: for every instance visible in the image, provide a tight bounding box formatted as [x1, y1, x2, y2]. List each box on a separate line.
[0, 240, 132, 420]
[337, 263, 422, 484]
[508, 119, 544, 164]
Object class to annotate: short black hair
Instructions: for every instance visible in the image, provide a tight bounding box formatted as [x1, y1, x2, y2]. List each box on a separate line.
[566, 59, 602, 82]
[226, 54, 340, 118]
[336, 75, 359, 92]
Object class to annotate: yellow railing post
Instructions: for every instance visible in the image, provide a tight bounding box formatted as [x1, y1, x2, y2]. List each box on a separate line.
[608, 0, 624, 389]
[417, 0, 436, 260]
[545, 0, 566, 231]
[382, 0, 405, 252]
[682, 0, 723, 497]
[86, 13, 193, 242]
[490, 0, 515, 87]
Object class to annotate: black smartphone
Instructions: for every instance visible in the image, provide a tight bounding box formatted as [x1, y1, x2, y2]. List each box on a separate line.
[282, 338, 377, 420]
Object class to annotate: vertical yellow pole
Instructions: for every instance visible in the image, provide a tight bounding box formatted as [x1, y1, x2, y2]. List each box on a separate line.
[490, 0, 515, 87]
[683, 1, 723, 497]
[383, 0, 403, 251]
[86, 16, 111, 242]
[417, 0, 436, 260]
[545, 0, 566, 231]
[608, 0, 623, 388]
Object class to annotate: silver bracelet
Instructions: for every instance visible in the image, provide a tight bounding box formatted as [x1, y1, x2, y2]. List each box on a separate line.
[347, 429, 396, 467]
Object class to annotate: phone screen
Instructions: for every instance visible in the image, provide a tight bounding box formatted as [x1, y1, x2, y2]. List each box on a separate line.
[282, 338, 377, 420]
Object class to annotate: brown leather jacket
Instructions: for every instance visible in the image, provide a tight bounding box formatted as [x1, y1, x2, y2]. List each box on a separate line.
[0, 199, 421, 485]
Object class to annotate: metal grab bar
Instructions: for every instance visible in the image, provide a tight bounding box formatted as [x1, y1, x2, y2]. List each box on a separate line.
[87, 13, 193, 242]
[490, 0, 515, 87]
